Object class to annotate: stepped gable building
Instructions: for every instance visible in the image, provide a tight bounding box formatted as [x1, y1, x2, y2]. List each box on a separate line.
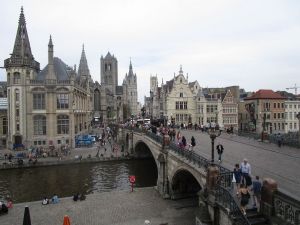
[146, 66, 240, 130]
[4, 8, 138, 149]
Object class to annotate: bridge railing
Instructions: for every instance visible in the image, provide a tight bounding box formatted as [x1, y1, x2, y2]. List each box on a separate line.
[215, 185, 251, 225]
[272, 189, 300, 225]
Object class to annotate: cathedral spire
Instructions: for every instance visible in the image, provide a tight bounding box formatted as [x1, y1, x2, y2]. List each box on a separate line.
[4, 7, 40, 71]
[128, 58, 134, 77]
[78, 44, 90, 78]
[46, 35, 56, 80]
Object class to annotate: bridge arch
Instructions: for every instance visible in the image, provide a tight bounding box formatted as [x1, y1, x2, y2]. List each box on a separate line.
[169, 167, 203, 199]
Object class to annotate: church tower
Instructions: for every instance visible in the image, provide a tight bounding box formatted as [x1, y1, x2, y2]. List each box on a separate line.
[100, 52, 118, 95]
[123, 60, 138, 116]
[78, 44, 91, 80]
[4, 7, 40, 148]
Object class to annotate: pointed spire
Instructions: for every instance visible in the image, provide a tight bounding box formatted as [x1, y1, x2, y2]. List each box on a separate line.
[128, 58, 134, 77]
[5, 7, 39, 71]
[179, 65, 183, 75]
[48, 35, 54, 65]
[48, 35, 53, 46]
[78, 44, 90, 77]
[46, 35, 56, 80]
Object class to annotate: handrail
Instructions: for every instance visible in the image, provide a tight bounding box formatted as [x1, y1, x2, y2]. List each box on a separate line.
[215, 185, 252, 225]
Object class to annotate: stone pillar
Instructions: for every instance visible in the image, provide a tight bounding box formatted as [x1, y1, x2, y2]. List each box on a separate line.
[206, 165, 220, 191]
[157, 153, 169, 198]
[261, 178, 278, 217]
[195, 190, 212, 225]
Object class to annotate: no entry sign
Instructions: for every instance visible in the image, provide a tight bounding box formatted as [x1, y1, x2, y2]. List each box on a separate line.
[129, 175, 136, 183]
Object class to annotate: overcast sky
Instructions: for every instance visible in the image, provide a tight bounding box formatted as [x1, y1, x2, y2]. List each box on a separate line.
[1, 0, 300, 103]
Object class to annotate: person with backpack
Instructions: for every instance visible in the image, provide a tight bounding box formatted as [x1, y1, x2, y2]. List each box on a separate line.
[251, 176, 262, 211]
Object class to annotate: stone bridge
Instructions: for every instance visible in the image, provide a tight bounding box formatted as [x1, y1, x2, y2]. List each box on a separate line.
[122, 128, 226, 200]
[120, 128, 300, 225]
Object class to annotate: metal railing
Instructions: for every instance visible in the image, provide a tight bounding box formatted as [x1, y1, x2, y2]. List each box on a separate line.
[215, 185, 251, 225]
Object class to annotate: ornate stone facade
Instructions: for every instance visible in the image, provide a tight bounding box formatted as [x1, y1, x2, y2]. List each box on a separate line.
[4, 8, 138, 149]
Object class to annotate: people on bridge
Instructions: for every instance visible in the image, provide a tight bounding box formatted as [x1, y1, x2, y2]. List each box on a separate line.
[239, 183, 251, 215]
[240, 158, 251, 186]
[233, 163, 242, 195]
[251, 176, 262, 211]
[181, 136, 187, 149]
[216, 143, 224, 162]
[190, 136, 196, 150]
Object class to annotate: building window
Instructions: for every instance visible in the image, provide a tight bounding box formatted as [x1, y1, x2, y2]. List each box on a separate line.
[13, 72, 20, 84]
[105, 63, 111, 71]
[57, 115, 69, 134]
[278, 113, 280, 119]
[16, 123, 20, 131]
[57, 94, 69, 109]
[294, 123, 297, 129]
[180, 93, 183, 97]
[33, 115, 46, 135]
[277, 103, 280, 108]
[2, 118, 7, 135]
[274, 103, 276, 108]
[16, 108, 20, 117]
[15, 89, 20, 101]
[289, 123, 292, 130]
[33, 93, 45, 109]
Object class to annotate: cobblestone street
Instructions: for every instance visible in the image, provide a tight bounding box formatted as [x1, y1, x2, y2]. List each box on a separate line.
[0, 188, 197, 225]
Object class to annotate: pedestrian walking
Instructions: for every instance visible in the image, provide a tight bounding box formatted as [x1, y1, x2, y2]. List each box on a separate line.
[238, 183, 251, 215]
[216, 143, 224, 162]
[182, 136, 187, 149]
[240, 158, 251, 185]
[251, 176, 262, 211]
[233, 163, 242, 195]
[190, 136, 196, 150]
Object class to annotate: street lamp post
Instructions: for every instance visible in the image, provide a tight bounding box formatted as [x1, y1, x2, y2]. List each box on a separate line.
[207, 126, 222, 163]
[131, 114, 134, 154]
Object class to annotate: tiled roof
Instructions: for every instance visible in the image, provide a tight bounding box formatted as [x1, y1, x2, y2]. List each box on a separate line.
[245, 89, 286, 100]
[37, 57, 72, 80]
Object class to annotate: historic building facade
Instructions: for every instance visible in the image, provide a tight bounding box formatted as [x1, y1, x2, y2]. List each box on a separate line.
[284, 100, 300, 133]
[146, 66, 241, 129]
[244, 89, 286, 134]
[4, 8, 138, 149]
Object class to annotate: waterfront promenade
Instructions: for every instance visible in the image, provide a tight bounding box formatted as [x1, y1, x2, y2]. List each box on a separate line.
[0, 187, 196, 225]
[180, 130, 300, 198]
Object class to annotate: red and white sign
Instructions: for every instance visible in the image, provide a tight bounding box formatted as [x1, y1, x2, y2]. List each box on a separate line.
[129, 175, 136, 183]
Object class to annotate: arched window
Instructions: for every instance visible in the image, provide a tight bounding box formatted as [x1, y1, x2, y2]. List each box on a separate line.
[33, 115, 46, 135]
[57, 115, 69, 134]
[13, 72, 21, 84]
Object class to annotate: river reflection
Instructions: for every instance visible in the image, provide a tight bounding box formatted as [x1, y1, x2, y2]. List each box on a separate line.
[0, 158, 157, 203]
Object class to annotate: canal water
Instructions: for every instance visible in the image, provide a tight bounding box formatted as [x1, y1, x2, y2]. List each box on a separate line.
[0, 159, 157, 203]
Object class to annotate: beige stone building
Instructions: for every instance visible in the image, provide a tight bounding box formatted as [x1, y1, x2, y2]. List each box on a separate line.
[4, 8, 138, 149]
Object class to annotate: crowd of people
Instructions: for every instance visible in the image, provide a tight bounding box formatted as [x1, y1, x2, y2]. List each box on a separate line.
[233, 158, 262, 215]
